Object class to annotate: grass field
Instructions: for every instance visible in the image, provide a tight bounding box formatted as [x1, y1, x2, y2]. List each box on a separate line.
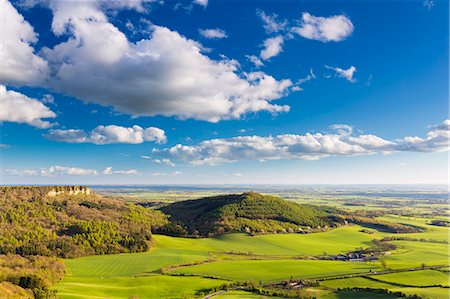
[169, 259, 382, 282]
[56, 275, 226, 299]
[56, 219, 449, 299]
[320, 277, 450, 299]
[155, 225, 375, 257]
[63, 247, 210, 278]
[374, 269, 450, 286]
[381, 241, 449, 269]
[377, 215, 450, 241]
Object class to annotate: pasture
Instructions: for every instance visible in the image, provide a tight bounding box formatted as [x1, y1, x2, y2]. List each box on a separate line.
[320, 277, 450, 299]
[55, 218, 449, 299]
[169, 259, 382, 282]
[155, 225, 375, 257]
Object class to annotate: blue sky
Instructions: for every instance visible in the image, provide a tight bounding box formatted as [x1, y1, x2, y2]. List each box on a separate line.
[0, 0, 448, 184]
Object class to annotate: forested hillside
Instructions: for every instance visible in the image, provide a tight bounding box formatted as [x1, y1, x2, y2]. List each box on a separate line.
[0, 186, 168, 258]
[159, 192, 341, 236]
[0, 186, 170, 297]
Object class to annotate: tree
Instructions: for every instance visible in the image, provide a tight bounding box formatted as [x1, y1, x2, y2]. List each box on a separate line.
[380, 260, 387, 270]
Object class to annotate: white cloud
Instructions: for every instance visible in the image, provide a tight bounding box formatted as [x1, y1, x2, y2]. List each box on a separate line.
[6, 165, 138, 176]
[162, 158, 176, 166]
[326, 65, 357, 82]
[153, 120, 450, 165]
[34, 1, 291, 122]
[0, 0, 48, 85]
[46, 125, 167, 144]
[292, 69, 316, 91]
[193, 0, 208, 7]
[395, 119, 450, 153]
[8, 166, 98, 176]
[260, 36, 284, 60]
[199, 28, 227, 39]
[257, 10, 288, 34]
[246, 55, 264, 68]
[152, 158, 175, 166]
[292, 12, 354, 42]
[0, 85, 56, 128]
[151, 170, 182, 176]
[102, 166, 138, 175]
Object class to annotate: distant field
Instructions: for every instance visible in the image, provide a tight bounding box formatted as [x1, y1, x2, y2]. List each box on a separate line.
[378, 215, 450, 241]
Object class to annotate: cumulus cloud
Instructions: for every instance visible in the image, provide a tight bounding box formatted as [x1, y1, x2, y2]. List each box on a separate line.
[260, 36, 284, 60]
[396, 119, 450, 153]
[199, 28, 227, 39]
[0, 85, 56, 128]
[152, 120, 450, 165]
[46, 125, 167, 144]
[292, 12, 354, 42]
[6, 165, 138, 176]
[326, 65, 357, 82]
[257, 10, 288, 34]
[32, 1, 291, 122]
[0, 0, 48, 85]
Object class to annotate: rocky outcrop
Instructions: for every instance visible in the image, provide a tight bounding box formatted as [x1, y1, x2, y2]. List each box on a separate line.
[46, 186, 91, 197]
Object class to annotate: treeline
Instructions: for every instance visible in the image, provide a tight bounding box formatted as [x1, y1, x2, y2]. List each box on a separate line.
[158, 192, 341, 237]
[339, 215, 424, 233]
[196, 280, 321, 299]
[430, 219, 450, 227]
[336, 287, 422, 299]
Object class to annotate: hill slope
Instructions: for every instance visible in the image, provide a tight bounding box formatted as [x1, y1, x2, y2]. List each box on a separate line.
[159, 192, 340, 236]
[0, 186, 168, 258]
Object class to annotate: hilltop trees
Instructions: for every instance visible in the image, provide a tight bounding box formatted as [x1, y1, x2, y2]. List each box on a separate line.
[159, 192, 340, 237]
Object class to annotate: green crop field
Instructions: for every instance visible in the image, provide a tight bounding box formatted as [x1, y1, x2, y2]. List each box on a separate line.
[169, 259, 382, 282]
[155, 225, 376, 257]
[381, 241, 450, 268]
[320, 277, 450, 299]
[375, 269, 449, 286]
[56, 275, 226, 299]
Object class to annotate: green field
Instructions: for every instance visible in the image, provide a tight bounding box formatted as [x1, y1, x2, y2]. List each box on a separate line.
[375, 269, 449, 286]
[170, 259, 382, 282]
[57, 275, 226, 299]
[55, 220, 449, 298]
[155, 225, 375, 257]
[320, 277, 450, 299]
